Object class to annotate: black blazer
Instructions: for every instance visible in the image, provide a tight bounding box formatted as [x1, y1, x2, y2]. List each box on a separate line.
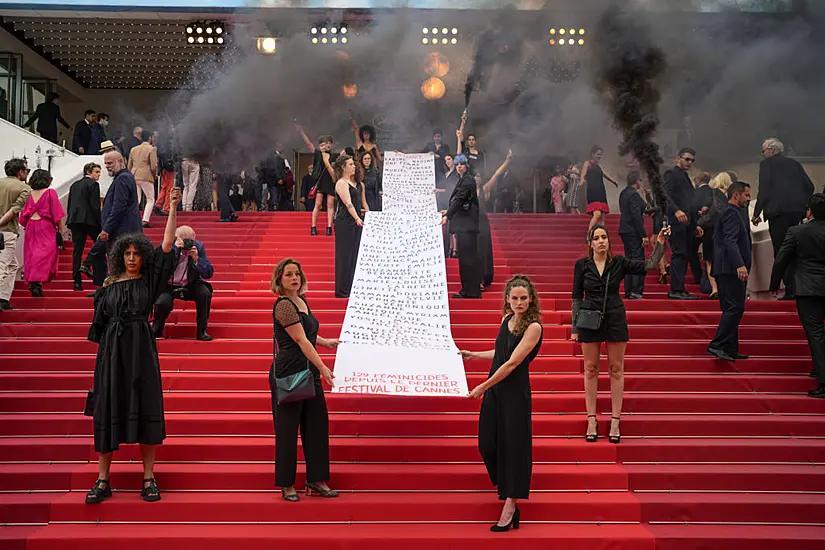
[770, 219, 825, 296]
[711, 203, 752, 277]
[618, 186, 647, 238]
[754, 154, 815, 220]
[446, 173, 479, 234]
[663, 166, 695, 223]
[72, 121, 92, 153]
[66, 176, 101, 229]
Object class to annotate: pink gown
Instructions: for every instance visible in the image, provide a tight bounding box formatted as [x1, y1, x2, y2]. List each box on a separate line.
[19, 188, 66, 283]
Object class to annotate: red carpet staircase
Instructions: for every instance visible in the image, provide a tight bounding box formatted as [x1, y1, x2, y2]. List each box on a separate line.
[1, 212, 824, 550]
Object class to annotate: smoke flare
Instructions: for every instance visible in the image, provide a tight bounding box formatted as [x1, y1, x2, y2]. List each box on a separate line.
[592, 5, 668, 214]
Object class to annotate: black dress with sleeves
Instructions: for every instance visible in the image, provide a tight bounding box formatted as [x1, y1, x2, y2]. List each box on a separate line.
[88, 246, 176, 454]
[571, 243, 665, 343]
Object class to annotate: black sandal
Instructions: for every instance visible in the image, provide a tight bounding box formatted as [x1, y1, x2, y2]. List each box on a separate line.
[85, 478, 112, 504]
[585, 414, 599, 443]
[141, 478, 161, 502]
[609, 416, 621, 444]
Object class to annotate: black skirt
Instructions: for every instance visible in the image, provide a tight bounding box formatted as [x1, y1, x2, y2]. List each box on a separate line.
[576, 306, 629, 343]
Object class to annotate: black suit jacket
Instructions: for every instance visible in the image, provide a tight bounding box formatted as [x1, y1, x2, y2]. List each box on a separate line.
[446, 173, 479, 234]
[711, 203, 753, 277]
[66, 176, 101, 229]
[663, 166, 695, 224]
[618, 186, 647, 238]
[770, 219, 825, 296]
[72, 121, 92, 153]
[754, 155, 815, 220]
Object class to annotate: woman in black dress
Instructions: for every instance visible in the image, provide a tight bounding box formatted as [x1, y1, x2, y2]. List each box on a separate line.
[84, 187, 181, 505]
[334, 154, 369, 298]
[269, 258, 339, 501]
[461, 275, 543, 532]
[581, 145, 618, 238]
[360, 151, 382, 212]
[572, 225, 667, 444]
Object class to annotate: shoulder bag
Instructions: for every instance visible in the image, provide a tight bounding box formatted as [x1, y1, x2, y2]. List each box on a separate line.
[574, 271, 610, 331]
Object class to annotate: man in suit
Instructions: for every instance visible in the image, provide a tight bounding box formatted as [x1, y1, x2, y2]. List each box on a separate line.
[22, 92, 70, 144]
[67, 163, 102, 291]
[127, 129, 158, 228]
[707, 181, 753, 362]
[72, 110, 96, 154]
[442, 154, 481, 299]
[769, 193, 825, 398]
[152, 225, 214, 341]
[86, 151, 142, 289]
[619, 170, 649, 299]
[0, 158, 32, 311]
[663, 148, 700, 300]
[753, 137, 815, 300]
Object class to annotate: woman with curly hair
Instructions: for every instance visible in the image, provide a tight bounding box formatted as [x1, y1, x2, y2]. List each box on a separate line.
[333, 154, 369, 298]
[460, 275, 544, 532]
[84, 187, 182, 505]
[18, 169, 66, 297]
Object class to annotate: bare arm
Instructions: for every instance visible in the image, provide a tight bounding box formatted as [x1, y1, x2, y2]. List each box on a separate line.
[295, 125, 316, 153]
[472, 323, 542, 395]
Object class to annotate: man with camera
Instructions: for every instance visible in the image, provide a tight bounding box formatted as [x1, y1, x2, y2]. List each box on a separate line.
[151, 225, 214, 341]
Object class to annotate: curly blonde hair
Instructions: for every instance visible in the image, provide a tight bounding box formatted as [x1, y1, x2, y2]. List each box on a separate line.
[502, 275, 542, 335]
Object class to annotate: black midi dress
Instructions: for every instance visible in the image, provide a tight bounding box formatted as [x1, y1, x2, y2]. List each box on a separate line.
[88, 247, 175, 454]
[478, 315, 543, 500]
[334, 182, 364, 298]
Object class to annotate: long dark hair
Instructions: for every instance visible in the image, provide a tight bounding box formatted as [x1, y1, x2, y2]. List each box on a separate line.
[105, 233, 155, 285]
[502, 275, 542, 335]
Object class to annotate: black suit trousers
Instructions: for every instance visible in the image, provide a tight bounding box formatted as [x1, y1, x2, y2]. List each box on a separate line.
[69, 224, 99, 284]
[620, 234, 645, 296]
[455, 232, 481, 298]
[152, 283, 213, 333]
[796, 297, 825, 385]
[768, 212, 805, 296]
[669, 221, 695, 293]
[709, 273, 747, 354]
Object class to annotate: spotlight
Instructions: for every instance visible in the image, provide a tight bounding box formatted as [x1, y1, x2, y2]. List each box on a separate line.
[311, 27, 318, 34]
[422, 37, 429, 44]
[331, 27, 338, 34]
[422, 28, 429, 34]
[342, 37, 348, 44]
[451, 27, 458, 34]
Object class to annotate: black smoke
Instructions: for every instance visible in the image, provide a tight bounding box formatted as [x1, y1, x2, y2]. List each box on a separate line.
[592, 4, 668, 213]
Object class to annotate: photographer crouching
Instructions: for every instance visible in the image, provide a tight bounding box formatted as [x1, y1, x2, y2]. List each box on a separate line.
[151, 225, 214, 341]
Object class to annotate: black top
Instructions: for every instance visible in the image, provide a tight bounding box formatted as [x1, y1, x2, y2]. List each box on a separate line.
[618, 186, 647, 238]
[335, 181, 363, 223]
[585, 162, 607, 204]
[66, 175, 102, 229]
[571, 243, 665, 333]
[273, 296, 319, 379]
[446, 173, 479, 234]
[663, 166, 695, 221]
[770, 219, 825, 296]
[23, 101, 69, 135]
[711, 203, 753, 277]
[755, 154, 815, 220]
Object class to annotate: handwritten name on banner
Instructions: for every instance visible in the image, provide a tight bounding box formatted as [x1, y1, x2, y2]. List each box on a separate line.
[333, 152, 468, 397]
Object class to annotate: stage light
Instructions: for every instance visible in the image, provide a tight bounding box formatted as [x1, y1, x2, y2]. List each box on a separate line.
[311, 27, 318, 34]
[421, 77, 446, 100]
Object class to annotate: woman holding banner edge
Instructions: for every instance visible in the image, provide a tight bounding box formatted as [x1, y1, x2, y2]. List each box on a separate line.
[460, 275, 543, 532]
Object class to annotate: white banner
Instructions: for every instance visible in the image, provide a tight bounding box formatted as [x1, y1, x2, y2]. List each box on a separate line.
[333, 152, 468, 397]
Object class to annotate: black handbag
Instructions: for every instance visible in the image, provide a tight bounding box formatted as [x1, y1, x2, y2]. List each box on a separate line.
[83, 390, 95, 416]
[274, 361, 316, 405]
[575, 271, 610, 331]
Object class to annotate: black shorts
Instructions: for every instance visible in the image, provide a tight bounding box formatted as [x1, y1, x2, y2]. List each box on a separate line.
[576, 307, 629, 343]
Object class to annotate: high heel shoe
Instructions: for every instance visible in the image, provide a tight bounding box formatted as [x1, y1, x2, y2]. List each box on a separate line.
[585, 414, 599, 443]
[305, 481, 339, 498]
[281, 488, 300, 502]
[608, 415, 621, 444]
[490, 506, 520, 532]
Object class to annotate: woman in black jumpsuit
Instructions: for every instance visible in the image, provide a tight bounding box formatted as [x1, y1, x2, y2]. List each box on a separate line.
[462, 275, 544, 532]
[270, 258, 340, 501]
[333, 154, 369, 298]
[572, 225, 667, 444]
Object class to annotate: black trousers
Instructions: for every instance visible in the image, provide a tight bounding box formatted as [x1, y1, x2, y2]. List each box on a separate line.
[620, 233, 645, 296]
[152, 283, 212, 334]
[455, 232, 481, 298]
[268, 370, 330, 488]
[797, 297, 825, 385]
[709, 273, 747, 354]
[69, 223, 99, 284]
[669, 221, 695, 293]
[768, 212, 805, 296]
[87, 238, 110, 287]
